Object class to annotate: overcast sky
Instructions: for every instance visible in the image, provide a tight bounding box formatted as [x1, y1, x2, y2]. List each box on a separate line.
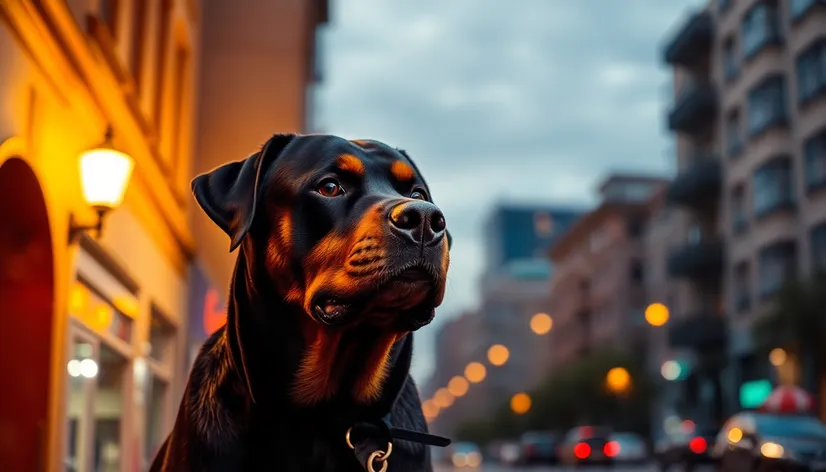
[317, 0, 706, 384]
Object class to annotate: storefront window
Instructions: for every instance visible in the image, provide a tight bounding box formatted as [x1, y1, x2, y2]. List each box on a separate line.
[65, 336, 96, 472]
[143, 306, 177, 468]
[148, 305, 176, 363]
[144, 375, 169, 463]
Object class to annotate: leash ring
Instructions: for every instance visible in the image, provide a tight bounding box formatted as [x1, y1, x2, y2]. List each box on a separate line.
[345, 427, 355, 449]
[367, 450, 389, 472]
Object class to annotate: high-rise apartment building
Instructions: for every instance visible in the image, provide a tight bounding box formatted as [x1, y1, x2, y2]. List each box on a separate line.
[661, 0, 826, 422]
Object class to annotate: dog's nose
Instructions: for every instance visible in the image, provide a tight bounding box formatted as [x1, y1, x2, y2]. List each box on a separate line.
[389, 200, 446, 245]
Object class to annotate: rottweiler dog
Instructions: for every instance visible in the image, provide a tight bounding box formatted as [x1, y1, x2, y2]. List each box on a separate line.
[150, 134, 451, 472]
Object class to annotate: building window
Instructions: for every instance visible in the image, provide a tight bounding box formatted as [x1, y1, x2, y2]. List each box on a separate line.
[734, 261, 751, 314]
[731, 184, 748, 234]
[791, 0, 818, 19]
[758, 241, 796, 298]
[804, 129, 826, 191]
[742, 1, 782, 59]
[796, 39, 826, 104]
[726, 108, 743, 156]
[723, 36, 739, 83]
[753, 157, 794, 217]
[812, 223, 826, 274]
[630, 259, 644, 284]
[747, 75, 787, 136]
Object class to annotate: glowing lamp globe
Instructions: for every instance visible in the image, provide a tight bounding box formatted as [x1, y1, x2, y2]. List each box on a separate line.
[79, 138, 135, 210]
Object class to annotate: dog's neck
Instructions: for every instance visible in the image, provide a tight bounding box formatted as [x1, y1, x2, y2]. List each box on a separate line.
[223, 248, 411, 418]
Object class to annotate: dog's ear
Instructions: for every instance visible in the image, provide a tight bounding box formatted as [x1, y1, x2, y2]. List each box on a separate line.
[192, 134, 296, 251]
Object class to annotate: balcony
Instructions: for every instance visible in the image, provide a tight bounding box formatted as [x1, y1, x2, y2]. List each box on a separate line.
[668, 313, 727, 351]
[668, 81, 718, 133]
[666, 155, 722, 208]
[667, 239, 724, 279]
[663, 11, 714, 66]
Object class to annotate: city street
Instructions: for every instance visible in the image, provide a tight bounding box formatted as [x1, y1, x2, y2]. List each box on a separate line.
[434, 464, 716, 472]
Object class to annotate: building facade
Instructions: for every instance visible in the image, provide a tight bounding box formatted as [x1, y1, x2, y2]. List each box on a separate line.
[548, 175, 666, 369]
[0, 1, 327, 471]
[661, 0, 826, 421]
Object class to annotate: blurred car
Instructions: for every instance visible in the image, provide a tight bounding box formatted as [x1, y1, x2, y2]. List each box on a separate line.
[713, 412, 826, 472]
[609, 432, 648, 464]
[558, 425, 615, 466]
[518, 430, 561, 465]
[655, 421, 719, 471]
[443, 441, 483, 469]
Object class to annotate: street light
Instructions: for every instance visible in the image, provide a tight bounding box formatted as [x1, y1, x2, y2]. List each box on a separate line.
[530, 313, 553, 335]
[510, 393, 532, 415]
[487, 344, 509, 366]
[645, 303, 670, 327]
[447, 376, 470, 397]
[464, 362, 487, 383]
[661, 360, 682, 381]
[606, 367, 631, 394]
[69, 127, 135, 243]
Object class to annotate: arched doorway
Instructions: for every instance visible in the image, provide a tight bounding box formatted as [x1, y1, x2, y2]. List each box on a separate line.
[0, 158, 55, 471]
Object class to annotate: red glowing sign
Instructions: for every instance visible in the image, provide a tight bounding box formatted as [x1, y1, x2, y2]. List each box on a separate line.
[202, 289, 227, 335]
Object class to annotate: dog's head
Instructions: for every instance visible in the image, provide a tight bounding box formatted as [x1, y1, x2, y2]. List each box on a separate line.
[193, 133, 451, 333]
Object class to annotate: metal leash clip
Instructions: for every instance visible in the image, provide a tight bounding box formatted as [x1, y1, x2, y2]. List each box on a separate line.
[346, 427, 393, 472]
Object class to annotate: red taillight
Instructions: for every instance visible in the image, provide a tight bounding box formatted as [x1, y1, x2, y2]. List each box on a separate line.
[604, 440, 620, 457]
[574, 442, 591, 459]
[689, 437, 707, 454]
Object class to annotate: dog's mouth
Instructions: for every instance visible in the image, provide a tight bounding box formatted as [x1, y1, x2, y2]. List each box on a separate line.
[311, 264, 441, 329]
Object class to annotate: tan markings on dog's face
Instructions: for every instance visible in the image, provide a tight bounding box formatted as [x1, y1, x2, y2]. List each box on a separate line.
[390, 160, 415, 182]
[336, 154, 365, 176]
[266, 206, 303, 304]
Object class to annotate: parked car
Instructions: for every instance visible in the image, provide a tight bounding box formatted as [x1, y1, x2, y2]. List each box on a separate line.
[609, 431, 648, 464]
[655, 421, 719, 471]
[713, 412, 826, 471]
[518, 430, 561, 465]
[558, 425, 614, 466]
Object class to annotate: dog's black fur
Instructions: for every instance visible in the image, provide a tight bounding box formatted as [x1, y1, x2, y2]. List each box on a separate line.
[150, 134, 450, 472]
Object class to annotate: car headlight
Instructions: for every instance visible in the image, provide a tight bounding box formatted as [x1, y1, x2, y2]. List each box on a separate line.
[760, 441, 796, 461]
[466, 451, 482, 467]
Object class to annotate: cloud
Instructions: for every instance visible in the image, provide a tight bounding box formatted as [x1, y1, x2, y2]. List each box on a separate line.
[317, 0, 706, 383]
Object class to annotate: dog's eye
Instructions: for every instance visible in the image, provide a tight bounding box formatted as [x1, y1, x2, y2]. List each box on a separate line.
[317, 179, 344, 197]
[410, 189, 428, 200]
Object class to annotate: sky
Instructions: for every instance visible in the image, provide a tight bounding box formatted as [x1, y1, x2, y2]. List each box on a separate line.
[316, 0, 706, 384]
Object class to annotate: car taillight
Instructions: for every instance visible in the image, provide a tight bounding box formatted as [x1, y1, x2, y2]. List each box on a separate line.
[574, 442, 591, 459]
[689, 437, 707, 454]
[604, 441, 620, 457]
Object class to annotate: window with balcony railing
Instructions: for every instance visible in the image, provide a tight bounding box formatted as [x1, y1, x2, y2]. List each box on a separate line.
[742, 0, 782, 59]
[804, 128, 826, 191]
[734, 261, 751, 314]
[747, 74, 788, 136]
[723, 36, 739, 83]
[753, 156, 794, 217]
[796, 39, 826, 104]
[758, 241, 796, 298]
[726, 108, 743, 156]
[731, 184, 748, 234]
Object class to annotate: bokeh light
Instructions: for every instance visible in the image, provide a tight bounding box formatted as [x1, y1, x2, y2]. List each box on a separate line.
[510, 392, 532, 415]
[465, 362, 487, 383]
[433, 388, 454, 408]
[530, 313, 553, 335]
[487, 344, 510, 366]
[661, 360, 682, 381]
[447, 376, 470, 397]
[605, 367, 631, 394]
[645, 302, 670, 327]
[769, 348, 787, 366]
